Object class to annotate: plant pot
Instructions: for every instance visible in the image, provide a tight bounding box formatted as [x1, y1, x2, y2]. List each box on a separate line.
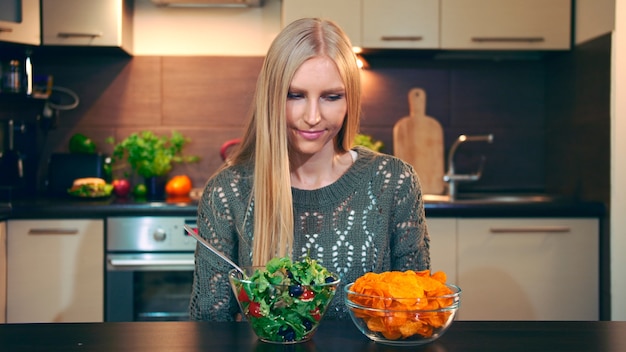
[145, 176, 167, 200]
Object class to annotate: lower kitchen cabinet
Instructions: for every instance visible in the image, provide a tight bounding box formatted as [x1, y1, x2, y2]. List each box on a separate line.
[426, 218, 457, 284]
[427, 217, 599, 321]
[7, 219, 104, 323]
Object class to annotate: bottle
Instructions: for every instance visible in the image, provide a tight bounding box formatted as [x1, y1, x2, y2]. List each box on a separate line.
[25, 51, 33, 96]
[4, 60, 21, 92]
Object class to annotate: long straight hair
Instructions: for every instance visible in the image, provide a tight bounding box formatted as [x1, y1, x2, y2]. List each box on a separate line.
[228, 18, 361, 266]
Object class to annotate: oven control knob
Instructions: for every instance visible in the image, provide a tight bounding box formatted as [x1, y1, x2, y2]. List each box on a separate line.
[153, 228, 167, 242]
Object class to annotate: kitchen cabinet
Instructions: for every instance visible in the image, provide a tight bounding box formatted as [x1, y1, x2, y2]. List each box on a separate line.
[426, 218, 457, 283]
[283, 0, 570, 51]
[281, 0, 362, 47]
[42, 0, 133, 54]
[440, 0, 571, 50]
[7, 219, 104, 323]
[362, 0, 439, 49]
[427, 217, 599, 320]
[455, 218, 599, 321]
[0, 221, 5, 324]
[0, 0, 40, 45]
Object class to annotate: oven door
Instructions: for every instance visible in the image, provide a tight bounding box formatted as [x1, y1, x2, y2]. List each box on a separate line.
[106, 253, 194, 322]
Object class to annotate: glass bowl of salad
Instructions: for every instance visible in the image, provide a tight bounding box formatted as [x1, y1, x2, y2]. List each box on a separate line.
[228, 256, 340, 344]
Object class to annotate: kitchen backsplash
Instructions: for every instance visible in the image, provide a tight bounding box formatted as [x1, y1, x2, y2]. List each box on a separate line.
[0, 34, 610, 199]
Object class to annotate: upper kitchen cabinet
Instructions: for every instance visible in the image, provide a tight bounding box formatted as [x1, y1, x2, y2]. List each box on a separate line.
[0, 0, 41, 45]
[281, 0, 362, 47]
[362, 0, 439, 49]
[42, 0, 133, 54]
[441, 0, 571, 50]
[282, 0, 571, 51]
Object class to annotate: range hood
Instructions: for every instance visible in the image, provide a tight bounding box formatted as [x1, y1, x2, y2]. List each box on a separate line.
[151, 0, 263, 7]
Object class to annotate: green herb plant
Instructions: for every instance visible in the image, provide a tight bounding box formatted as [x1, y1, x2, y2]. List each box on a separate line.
[107, 131, 199, 178]
[354, 133, 384, 152]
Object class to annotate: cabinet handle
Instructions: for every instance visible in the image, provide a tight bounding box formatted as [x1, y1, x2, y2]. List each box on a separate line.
[490, 226, 571, 233]
[57, 32, 103, 38]
[381, 36, 423, 41]
[108, 258, 195, 268]
[0, 27, 14, 33]
[471, 37, 545, 43]
[28, 228, 79, 235]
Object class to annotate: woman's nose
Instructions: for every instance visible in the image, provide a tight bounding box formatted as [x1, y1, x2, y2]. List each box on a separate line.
[303, 100, 321, 125]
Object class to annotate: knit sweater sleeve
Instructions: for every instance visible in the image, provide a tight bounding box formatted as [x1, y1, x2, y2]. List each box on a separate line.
[387, 158, 431, 271]
[189, 167, 251, 321]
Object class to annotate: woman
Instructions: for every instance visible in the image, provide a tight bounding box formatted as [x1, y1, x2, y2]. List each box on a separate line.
[190, 18, 430, 321]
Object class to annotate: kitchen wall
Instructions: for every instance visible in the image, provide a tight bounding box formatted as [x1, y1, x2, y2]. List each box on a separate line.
[0, 0, 609, 203]
[25, 51, 551, 194]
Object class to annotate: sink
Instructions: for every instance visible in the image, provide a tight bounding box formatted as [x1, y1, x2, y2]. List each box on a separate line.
[423, 193, 565, 204]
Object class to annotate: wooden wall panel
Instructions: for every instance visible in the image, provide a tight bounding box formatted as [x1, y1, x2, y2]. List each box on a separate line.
[2, 51, 562, 194]
[80, 57, 162, 128]
[161, 56, 263, 128]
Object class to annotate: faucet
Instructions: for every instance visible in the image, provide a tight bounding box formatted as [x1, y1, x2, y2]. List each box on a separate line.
[443, 134, 494, 201]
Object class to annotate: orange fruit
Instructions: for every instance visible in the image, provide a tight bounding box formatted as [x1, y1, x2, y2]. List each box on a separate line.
[165, 175, 192, 197]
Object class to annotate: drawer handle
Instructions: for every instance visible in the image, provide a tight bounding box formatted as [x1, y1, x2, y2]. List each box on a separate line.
[471, 37, 545, 43]
[57, 32, 103, 38]
[28, 228, 79, 235]
[490, 226, 571, 233]
[108, 258, 195, 267]
[0, 27, 14, 33]
[381, 36, 423, 41]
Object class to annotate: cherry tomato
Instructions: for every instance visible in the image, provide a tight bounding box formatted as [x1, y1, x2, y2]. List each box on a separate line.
[300, 288, 315, 302]
[310, 308, 321, 321]
[247, 301, 263, 318]
[238, 288, 250, 303]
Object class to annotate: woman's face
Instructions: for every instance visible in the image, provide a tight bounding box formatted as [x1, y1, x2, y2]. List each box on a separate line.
[286, 56, 347, 158]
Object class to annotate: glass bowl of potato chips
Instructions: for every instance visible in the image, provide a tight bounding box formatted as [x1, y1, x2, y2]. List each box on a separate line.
[344, 270, 461, 346]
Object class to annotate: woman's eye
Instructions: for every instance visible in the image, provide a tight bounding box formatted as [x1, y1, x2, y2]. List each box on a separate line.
[287, 92, 303, 100]
[325, 94, 344, 101]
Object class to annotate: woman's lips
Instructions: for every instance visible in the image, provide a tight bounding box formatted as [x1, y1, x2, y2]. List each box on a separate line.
[298, 130, 325, 140]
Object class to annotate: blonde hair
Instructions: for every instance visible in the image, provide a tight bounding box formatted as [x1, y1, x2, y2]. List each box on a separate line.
[229, 18, 361, 266]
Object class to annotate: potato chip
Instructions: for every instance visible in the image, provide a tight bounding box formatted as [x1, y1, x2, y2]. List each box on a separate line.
[348, 270, 456, 340]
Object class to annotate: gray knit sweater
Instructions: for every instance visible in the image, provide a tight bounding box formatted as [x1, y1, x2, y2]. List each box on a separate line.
[189, 147, 430, 321]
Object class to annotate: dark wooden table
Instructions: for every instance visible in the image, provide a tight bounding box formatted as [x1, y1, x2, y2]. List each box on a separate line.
[1, 320, 625, 351]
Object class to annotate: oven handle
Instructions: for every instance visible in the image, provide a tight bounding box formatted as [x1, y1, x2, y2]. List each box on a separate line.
[108, 258, 195, 268]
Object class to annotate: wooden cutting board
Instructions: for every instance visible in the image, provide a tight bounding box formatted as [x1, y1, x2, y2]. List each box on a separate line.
[393, 88, 445, 195]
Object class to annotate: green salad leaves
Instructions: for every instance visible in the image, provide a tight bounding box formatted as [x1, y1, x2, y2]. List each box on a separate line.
[231, 256, 339, 343]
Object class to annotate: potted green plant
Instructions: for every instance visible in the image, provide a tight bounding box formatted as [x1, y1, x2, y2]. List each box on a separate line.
[354, 133, 384, 152]
[107, 131, 199, 197]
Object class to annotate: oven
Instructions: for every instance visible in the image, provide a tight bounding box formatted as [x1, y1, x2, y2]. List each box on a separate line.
[105, 217, 196, 322]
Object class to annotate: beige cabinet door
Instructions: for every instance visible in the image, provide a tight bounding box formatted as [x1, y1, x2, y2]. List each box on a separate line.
[0, 222, 5, 323]
[7, 219, 104, 323]
[42, 0, 132, 52]
[426, 218, 457, 284]
[0, 0, 40, 45]
[456, 218, 599, 320]
[281, 0, 362, 46]
[362, 0, 439, 49]
[441, 0, 571, 50]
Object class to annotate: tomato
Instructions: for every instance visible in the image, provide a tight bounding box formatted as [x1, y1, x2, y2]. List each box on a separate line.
[238, 288, 250, 303]
[165, 175, 192, 197]
[300, 288, 315, 302]
[310, 308, 321, 321]
[247, 301, 263, 318]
